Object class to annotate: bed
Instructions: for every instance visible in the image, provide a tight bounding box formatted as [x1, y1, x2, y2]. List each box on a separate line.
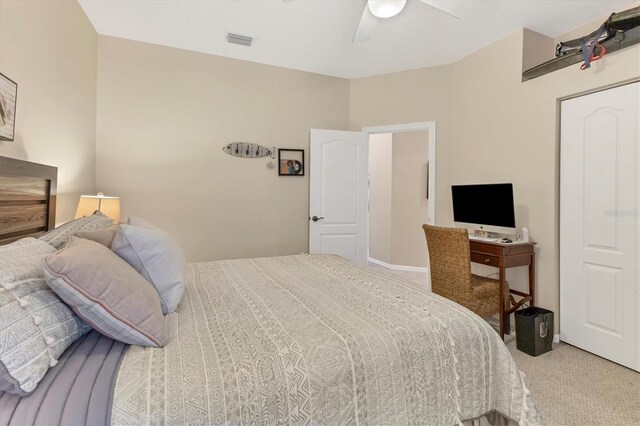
[0, 157, 542, 426]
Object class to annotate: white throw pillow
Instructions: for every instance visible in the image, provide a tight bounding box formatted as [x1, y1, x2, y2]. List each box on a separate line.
[111, 217, 186, 314]
[0, 238, 89, 396]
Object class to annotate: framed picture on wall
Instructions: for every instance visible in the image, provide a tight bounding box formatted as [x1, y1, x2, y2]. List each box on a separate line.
[278, 149, 304, 176]
[0, 73, 17, 142]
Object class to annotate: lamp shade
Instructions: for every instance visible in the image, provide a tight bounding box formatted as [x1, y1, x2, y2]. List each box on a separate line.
[75, 192, 121, 224]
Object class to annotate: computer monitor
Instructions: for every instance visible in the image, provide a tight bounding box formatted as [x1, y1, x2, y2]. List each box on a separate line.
[451, 183, 516, 234]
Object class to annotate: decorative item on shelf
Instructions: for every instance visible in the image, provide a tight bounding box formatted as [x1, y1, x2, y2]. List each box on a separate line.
[278, 149, 304, 176]
[516, 227, 530, 243]
[523, 5, 640, 81]
[222, 142, 275, 159]
[0, 73, 18, 141]
[75, 192, 121, 224]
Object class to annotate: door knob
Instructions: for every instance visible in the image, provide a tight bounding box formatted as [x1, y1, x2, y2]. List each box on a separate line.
[311, 216, 324, 222]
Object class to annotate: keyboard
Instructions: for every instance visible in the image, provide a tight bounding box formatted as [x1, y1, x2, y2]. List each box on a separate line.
[469, 235, 499, 242]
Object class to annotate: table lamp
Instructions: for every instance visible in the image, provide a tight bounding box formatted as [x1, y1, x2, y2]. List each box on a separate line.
[75, 192, 121, 224]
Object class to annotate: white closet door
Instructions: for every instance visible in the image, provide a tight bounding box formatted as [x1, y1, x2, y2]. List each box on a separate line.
[560, 82, 639, 371]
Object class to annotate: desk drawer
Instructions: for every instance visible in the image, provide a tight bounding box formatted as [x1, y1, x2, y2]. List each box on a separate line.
[470, 252, 500, 267]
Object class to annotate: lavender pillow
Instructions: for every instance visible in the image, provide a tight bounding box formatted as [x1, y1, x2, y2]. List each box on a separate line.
[111, 217, 186, 314]
[76, 227, 118, 248]
[43, 238, 167, 348]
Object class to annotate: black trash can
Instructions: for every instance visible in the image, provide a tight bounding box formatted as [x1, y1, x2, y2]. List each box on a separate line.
[515, 307, 553, 356]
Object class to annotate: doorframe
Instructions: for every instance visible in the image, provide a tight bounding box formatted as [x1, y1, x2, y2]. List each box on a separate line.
[362, 121, 436, 226]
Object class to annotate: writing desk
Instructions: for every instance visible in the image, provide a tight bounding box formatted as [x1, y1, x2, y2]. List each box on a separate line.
[469, 239, 536, 339]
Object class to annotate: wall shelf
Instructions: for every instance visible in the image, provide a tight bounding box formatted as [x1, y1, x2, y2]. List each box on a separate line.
[523, 12, 640, 81]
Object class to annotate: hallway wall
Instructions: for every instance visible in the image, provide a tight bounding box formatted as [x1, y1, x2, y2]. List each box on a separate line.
[369, 130, 429, 268]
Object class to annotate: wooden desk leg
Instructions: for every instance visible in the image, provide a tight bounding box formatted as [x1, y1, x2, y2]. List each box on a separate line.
[529, 254, 536, 307]
[499, 262, 505, 340]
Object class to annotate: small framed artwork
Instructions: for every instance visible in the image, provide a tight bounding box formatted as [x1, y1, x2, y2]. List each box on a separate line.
[278, 149, 304, 176]
[0, 73, 17, 142]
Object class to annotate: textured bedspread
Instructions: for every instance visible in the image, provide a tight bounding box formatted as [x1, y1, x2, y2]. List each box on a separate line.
[112, 255, 542, 426]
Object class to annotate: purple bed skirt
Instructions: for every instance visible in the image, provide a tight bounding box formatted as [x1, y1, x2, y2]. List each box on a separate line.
[0, 331, 127, 426]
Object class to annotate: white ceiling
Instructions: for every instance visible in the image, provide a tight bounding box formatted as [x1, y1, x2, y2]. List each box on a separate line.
[79, 0, 637, 79]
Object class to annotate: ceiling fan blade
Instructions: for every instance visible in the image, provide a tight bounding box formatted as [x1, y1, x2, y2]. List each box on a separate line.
[418, 0, 461, 19]
[352, 3, 378, 43]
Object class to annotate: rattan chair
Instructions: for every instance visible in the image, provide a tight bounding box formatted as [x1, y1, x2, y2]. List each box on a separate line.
[422, 224, 511, 320]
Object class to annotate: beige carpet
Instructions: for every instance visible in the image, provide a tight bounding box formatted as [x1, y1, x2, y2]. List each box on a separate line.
[486, 315, 639, 425]
[371, 265, 640, 425]
[507, 340, 640, 426]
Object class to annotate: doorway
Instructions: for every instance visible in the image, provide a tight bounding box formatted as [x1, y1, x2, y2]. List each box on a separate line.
[364, 122, 436, 283]
[308, 122, 436, 275]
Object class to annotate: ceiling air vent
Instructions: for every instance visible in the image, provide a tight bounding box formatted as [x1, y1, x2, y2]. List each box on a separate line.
[226, 33, 253, 47]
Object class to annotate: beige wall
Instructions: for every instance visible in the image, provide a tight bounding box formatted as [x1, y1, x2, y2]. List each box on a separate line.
[369, 131, 429, 268]
[522, 29, 555, 74]
[350, 28, 640, 331]
[0, 0, 97, 223]
[95, 36, 349, 262]
[4, 1, 637, 333]
[390, 131, 429, 268]
[350, 64, 454, 224]
[368, 133, 393, 263]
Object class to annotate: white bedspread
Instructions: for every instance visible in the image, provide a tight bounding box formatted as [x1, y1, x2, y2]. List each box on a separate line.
[112, 255, 542, 425]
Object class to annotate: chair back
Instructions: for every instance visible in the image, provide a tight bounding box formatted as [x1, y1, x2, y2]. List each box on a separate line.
[422, 224, 473, 300]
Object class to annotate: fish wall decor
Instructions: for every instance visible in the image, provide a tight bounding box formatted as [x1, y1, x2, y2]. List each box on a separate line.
[223, 143, 274, 159]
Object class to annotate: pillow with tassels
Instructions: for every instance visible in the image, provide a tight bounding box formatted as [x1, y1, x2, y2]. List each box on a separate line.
[0, 238, 89, 396]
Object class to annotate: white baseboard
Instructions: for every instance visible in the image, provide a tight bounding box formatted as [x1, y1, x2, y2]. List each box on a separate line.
[368, 257, 429, 273]
[553, 334, 560, 344]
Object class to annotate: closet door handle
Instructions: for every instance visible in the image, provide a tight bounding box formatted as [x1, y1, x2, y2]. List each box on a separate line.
[311, 216, 324, 222]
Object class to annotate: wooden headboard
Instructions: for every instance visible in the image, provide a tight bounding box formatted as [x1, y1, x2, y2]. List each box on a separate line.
[0, 156, 57, 245]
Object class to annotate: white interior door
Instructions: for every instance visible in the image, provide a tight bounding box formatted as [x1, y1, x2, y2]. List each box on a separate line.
[560, 82, 639, 371]
[309, 129, 368, 264]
